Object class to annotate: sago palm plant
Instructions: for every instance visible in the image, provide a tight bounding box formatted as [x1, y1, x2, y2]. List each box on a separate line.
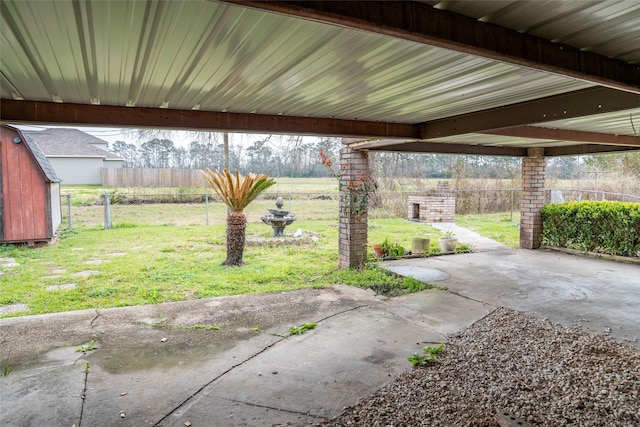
[202, 169, 276, 266]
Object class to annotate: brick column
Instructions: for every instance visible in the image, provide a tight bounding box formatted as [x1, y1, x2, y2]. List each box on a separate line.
[520, 147, 546, 249]
[338, 147, 369, 269]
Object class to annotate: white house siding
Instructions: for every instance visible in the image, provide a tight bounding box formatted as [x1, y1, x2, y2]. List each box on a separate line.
[47, 157, 105, 185]
[50, 182, 61, 232]
[103, 159, 124, 169]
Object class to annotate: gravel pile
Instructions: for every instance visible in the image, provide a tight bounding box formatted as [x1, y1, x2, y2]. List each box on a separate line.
[319, 307, 640, 426]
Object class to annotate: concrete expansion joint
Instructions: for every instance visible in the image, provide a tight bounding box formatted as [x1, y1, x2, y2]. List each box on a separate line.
[313, 302, 377, 324]
[153, 302, 376, 426]
[153, 336, 289, 426]
[78, 358, 90, 427]
[444, 289, 499, 310]
[217, 396, 325, 420]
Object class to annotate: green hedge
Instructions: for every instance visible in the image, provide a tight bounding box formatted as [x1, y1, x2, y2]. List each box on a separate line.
[541, 201, 640, 258]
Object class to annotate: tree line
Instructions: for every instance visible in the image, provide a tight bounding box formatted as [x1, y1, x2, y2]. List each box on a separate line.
[109, 132, 640, 180]
[110, 134, 344, 178]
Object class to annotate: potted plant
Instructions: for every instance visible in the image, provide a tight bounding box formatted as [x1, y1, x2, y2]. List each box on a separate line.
[372, 237, 390, 258]
[438, 228, 458, 252]
[373, 237, 406, 258]
[372, 243, 387, 258]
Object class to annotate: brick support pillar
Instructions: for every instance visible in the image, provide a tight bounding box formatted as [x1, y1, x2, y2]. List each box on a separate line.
[338, 147, 369, 269]
[520, 147, 546, 249]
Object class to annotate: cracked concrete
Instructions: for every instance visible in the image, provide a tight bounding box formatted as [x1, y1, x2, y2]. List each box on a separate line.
[1, 229, 639, 426]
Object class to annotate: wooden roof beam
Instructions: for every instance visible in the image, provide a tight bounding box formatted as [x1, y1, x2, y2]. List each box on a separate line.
[546, 144, 640, 157]
[0, 99, 419, 139]
[226, 1, 640, 93]
[482, 126, 640, 147]
[419, 87, 640, 139]
[354, 140, 528, 157]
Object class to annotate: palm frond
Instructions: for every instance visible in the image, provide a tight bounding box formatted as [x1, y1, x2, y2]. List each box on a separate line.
[201, 168, 276, 211]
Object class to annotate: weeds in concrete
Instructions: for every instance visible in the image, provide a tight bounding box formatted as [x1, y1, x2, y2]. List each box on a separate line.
[176, 324, 221, 331]
[251, 322, 317, 338]
[2, 353, 10, 376]
[289, 322, 317, 335]
[146, 322, 222, 331]
[76, 340, 98, 354]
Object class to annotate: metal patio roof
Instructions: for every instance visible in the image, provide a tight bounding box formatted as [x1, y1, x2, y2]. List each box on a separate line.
[1, 0, 639, 156]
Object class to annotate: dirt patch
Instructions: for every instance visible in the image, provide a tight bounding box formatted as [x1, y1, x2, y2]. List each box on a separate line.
[45, 284, 77, 291]
[0, 304, 29, 316]
[0, 257, 19, 268]
[72, 270, 100, 277]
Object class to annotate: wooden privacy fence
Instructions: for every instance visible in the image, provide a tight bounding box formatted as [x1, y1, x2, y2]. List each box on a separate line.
[102, 168, 207, 188]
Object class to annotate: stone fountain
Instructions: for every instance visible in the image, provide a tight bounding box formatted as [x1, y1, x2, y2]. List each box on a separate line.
[261, 196, 296, 237]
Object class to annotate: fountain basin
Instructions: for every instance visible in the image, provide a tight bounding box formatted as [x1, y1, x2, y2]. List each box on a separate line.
[261, 214, 296, 237]
[261, 197, 296, 236]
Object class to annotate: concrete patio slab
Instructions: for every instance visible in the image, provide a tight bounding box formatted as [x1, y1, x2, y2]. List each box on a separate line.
[1, 228, 638, 426]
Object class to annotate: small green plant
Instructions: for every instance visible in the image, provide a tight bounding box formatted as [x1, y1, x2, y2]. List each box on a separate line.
[76, 340, 98, 353]
[2, 353, 10, 376]
[84, 361, 90, 374]
[289, 322, 317, 335]
[152, 322, 222, 331]
[442, 227, 456, 238]
[379, 237, 406, 257]
[192, 324, 221, 330]
[455, 242, 474, 253]
[408, 344, 445, 366]
[379, 237, 393, 254]
[388, 244, 406, 257]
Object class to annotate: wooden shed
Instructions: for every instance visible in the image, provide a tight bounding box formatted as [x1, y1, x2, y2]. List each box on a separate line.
[0, 125, 62, 244]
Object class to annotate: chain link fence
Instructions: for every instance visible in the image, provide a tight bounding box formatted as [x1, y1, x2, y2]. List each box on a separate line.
[59, 188, 639, 230]
[59, 192, 339, 229]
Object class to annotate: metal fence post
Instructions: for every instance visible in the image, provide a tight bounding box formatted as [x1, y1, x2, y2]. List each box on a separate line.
[205, 193, 209, 225]
[66, 193, 73, 229]
[510, 189, 514, 222]
[104, 192, 112, 230]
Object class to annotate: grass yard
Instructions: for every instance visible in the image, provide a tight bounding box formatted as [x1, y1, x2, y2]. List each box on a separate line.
[455, 212, 521, 248]
[1, 191, 521, 318]
[0, 216, 440, 318]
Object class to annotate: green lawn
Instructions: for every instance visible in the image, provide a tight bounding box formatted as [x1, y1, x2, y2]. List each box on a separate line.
[1, 204, 521, 318]
[0, 217, 437, 318]
[456, 212, 521, 248]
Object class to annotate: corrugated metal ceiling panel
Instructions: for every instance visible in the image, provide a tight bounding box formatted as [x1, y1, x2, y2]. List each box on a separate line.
[427, 1, 640, 64]
[536, 108, 640, 136]
[1, 0, 593, 124]
[430, 107, 640, 149]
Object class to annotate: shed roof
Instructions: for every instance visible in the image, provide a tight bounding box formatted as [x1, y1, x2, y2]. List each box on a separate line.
[22, 128, 123, 160]
[3, 125, 61, 183]
[1, 1, 638, 156]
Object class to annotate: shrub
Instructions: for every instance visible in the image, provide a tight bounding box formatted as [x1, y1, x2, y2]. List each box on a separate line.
[541, 201, 640, 257]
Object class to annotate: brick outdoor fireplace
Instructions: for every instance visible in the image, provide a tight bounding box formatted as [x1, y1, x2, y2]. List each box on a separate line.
[408, 181, 456, 223]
